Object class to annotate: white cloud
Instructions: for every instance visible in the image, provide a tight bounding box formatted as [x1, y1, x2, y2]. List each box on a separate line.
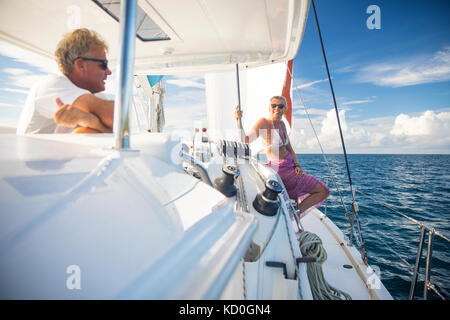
[289, 109, 347, 152]
[3, 68, 31, 76]
[291, 79, 333, 109]
[289, 108, 450, 154]
[165, 75, 205, 89]
[0, 40, 57, 74]
[0, 88, 29, 95]
[386, 110, 450, 153]
[1, 66, 48, 90]
[294, 78, 328, 90]
[390, 110, 450, 139]
[292, 107, 329, 117]
[0, 102, 16, 107]
[162, 84, 207, 134]
[10, 74, 44, 89]
[341, 99, 374, 106]
[355, 46, 450, 87]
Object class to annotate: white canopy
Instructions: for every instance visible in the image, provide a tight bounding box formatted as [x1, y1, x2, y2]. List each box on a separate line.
[0, 0, 309, 74]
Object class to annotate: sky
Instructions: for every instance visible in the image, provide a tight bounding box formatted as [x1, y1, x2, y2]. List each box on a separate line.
[0, 0, 449, 154]
[289, 0, 450, 154]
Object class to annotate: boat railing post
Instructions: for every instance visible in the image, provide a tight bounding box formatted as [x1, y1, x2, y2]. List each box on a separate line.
[423, 228, 434, 300]
[113, 0, 137, 149]
[409, 225, 426, 300]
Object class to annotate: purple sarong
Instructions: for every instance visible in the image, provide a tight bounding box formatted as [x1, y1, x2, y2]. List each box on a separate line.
[269, 152, 329, 218]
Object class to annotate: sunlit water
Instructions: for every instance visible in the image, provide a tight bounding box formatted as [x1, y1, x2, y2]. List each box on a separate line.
[297, 154, 450, 300]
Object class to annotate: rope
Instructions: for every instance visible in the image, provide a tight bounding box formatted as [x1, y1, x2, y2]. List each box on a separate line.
[242, 259, 247, 299]
[258, 208, 282, 258]
[280, 204, 303, 300]
[298, 231, 352, 300]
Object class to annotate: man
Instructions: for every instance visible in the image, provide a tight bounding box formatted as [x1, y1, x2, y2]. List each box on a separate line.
[16, 28, 114, 134]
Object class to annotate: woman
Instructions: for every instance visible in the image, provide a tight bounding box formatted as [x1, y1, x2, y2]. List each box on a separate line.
[235, 95, 329, 218]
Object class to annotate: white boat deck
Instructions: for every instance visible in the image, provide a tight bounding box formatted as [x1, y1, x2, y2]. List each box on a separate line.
[301, 208, 392, 299]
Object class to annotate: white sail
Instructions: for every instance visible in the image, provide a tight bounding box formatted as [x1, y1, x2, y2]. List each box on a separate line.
[206, 62, 291, 154]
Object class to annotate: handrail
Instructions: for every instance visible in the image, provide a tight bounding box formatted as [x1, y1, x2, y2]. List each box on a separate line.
[356, 189, 449, 242]
[354, 189, 448, 300]
[117, 200, 257, 299]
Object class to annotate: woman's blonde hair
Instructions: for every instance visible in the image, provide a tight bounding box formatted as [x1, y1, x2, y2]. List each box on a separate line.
[270, 95, 287, 106]
[54, 28, 109, 74]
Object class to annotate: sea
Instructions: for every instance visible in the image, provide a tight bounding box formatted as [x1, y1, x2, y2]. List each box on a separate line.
[296, 153, 450, 300]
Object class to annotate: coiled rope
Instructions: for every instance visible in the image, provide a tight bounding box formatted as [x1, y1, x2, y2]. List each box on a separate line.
[298, 231, 352, 300]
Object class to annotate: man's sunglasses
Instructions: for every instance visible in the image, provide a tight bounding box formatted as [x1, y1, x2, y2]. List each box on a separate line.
[271, 103, 285, 109]
[78, 57, 108, 70]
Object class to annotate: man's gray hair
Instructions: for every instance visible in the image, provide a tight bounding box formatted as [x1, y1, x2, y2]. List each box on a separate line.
[54, 28, 109, 74]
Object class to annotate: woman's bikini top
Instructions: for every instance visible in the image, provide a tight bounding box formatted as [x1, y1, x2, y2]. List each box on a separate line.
[268, 122, 289, 149]
[253, 120, 289, 155]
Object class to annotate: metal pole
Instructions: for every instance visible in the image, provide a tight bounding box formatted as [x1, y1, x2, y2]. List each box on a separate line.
[235, 64, 245, 142]
[423, 229, 434, 300]
[409, 226, 426, 300]
[113, 0, 137, 149]
[234, 64, 249, 212]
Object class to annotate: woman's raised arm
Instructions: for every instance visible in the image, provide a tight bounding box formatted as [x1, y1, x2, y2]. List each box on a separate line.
[234, 106, 265, 144]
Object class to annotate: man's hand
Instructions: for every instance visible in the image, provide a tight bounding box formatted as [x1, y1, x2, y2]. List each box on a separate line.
[54, 98, 112, 133]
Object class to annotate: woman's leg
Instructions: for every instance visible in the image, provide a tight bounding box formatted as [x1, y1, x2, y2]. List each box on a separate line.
[297, 182, 329, 213]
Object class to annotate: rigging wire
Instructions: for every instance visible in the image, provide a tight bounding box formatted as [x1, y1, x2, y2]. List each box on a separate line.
[280, 0, 368, 262]
[311, 0, 354, 193]
[310, 0, 368, 262]
[357, 188, 450, 242]
[285, 67, 356, 242]
[285, 1, 448, 296]
[286, 61, 368, 263]
[285, 66, 350, 222]
[284, 58, 370, 256]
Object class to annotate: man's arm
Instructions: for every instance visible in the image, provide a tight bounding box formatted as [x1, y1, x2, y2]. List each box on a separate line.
[71, 94, 114, 128]
[54, 98, 112, 133]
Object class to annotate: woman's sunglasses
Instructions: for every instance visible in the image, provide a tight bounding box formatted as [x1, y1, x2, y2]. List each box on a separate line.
[271, 104, 285, 109]
[78, 57, 108, 70]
